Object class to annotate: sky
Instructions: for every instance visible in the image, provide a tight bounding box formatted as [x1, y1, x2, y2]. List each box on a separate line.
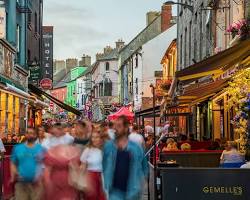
[43, 0, 169, 62]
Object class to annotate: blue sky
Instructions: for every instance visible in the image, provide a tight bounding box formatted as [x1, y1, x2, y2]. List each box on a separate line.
[44, 0, 170, 61]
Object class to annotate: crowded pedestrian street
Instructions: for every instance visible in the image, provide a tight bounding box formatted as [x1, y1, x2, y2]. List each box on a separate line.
[0, 0, 249, 200]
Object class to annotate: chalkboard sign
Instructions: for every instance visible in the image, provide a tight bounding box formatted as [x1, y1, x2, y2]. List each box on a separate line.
[160, 168, 250, 200]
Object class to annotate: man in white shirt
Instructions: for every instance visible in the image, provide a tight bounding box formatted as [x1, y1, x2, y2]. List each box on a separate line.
[42, 123, 74, 150]
[107, 121, 115, 140]
[129, 124, 145, 148]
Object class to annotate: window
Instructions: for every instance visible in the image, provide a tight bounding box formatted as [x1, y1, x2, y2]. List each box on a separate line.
[28, 49, 31, 63]
[105, 62, 110, 71]
[28, 13, 32, 24]
[199, 4, 203, 60]
[184, 28, 187, 67]
[104, 81, 112, 96]
[180, 34, 183, 68]
[16, 25, 20, 52]
[35, 12, 38, 32]
[135, 54, 138, 68]
[135, 78, 138, 94]
[189, 21, 192, 65]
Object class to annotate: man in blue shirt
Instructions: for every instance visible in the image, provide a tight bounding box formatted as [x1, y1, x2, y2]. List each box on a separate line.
[10, 127, 45, 200]
[103, 116, 148, 200]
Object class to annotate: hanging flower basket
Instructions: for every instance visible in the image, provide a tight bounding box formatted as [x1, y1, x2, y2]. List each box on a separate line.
[227, 19, 250, 40]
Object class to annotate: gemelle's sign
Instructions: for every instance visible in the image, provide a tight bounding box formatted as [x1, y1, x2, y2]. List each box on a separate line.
[41, 26, 53, 90]
[0, 7, 6, 39]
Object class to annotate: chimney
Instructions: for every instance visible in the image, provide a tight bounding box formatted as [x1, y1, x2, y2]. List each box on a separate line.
[115, 39, 125, 50]
[96, 53, 103, 61]
[146, 11, 160, 25]
[104, 46, 113, 55]
[79, 54, 91, 66]
[161, 4, 172, 32]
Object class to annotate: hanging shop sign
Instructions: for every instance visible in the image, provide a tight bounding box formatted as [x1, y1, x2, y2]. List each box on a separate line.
[0, 7, 6, 39]
[41, 26, 53, 90]
[40, 78, 53, 90]
[29, 65, 41, 86]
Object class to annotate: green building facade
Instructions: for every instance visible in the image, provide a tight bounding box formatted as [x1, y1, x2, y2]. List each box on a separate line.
[66, 66, 87, 108]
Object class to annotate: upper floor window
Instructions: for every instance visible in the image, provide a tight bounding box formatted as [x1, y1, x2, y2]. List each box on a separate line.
[105, 62, 110, 71]
[35, 12, 38, 32]
[135, 54, 138, 68]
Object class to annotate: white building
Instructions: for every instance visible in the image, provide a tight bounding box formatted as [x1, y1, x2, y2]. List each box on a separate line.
[76, 66, 92, 112]
[133, 24, 177, 111]
[91, 40, 125, 121]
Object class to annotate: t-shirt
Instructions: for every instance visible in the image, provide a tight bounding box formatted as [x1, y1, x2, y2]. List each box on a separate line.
[129, 133, 144, 147]
[113, 149, 131, 192]
[42, 133, 74, 150]
[108, 129, 115, 140]
[11, 143, 45, 182]
[220, 149, 245, 163]
[80, 147, 103, 172]
[0, 139, 5, 153]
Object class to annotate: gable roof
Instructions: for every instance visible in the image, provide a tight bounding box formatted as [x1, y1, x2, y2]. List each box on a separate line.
[53, 72, 71, 89]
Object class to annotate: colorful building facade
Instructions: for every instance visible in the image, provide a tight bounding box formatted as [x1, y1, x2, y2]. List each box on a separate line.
[66, 66, 87, 108]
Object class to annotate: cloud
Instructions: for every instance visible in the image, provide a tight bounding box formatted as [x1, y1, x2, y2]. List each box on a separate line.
[43, 0, 110, 60]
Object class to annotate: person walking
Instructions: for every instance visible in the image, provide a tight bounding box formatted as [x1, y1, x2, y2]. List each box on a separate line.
[43, 144, 81, 200]
[128, 124, 145, 148]
[42, 123, 74, 150]
[10, 127, 45, 200]
[80, 129, 106, 200]
[103, 116, 148, 200]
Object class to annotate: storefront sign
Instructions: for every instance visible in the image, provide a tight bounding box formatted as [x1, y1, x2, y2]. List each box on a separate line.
[0, 7, 6, 39]
[29, 65, 41, 86]
[40, 78, 52, 90]
[41, 26, 53, 90]
[160, 168, 250, 200]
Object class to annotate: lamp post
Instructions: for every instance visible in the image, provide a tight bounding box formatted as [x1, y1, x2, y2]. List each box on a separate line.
[164, 1, 194, 12]
[150, 83, 157, 200]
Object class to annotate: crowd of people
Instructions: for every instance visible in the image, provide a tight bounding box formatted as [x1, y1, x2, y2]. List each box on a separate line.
[9, 116, 148, 200]
[5, 117, 250, 200]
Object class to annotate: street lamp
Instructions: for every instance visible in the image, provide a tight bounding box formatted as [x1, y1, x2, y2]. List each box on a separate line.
[150, 83, 157, 200]
[164, 1, 194, 12]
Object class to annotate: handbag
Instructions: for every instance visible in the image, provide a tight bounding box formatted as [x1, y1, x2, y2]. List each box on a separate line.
[68, 161, 88, 191]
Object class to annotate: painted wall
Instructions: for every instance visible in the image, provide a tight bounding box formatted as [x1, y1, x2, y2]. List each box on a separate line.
[132, 24, 177, 110]
[51, 87, 67, 112]
[93, 59, 119, 98]
[66, 66, 87, 108]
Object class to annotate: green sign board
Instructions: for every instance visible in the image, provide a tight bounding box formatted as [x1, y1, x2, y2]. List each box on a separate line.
[29, 65, 41, 86]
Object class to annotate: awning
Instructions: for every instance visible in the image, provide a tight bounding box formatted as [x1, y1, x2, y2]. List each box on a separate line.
[175, 39, 250, 81]
[135, 106, 161, 117]
[28, 84, 82, 116]
[177, 79, 229, 105]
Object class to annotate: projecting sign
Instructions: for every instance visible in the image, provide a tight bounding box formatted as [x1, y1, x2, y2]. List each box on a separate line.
[41, 26, 53, 90]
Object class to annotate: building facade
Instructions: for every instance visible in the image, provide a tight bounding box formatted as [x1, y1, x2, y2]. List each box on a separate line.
[133, 24, 177, 111]
[0, 0, 44, 136]
[172, 0, 250, 141]
[91, 40, 124, 121]
[119, 4, 175, 106]
[176, 0, 214, 70]
[66, 66, 87, 108]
